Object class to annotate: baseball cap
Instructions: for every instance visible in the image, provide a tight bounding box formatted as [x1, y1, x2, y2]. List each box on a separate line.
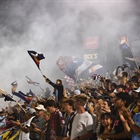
[74, 90, 81, 95]
[26, 108, 36, 115]
[35, 104, 46, 111]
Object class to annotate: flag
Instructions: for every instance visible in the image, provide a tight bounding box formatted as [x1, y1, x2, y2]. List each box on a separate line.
[120, 36, 127, 45]
[57, 56, 104, 80]
[26, 76, 40, 86]
[88, 64, 103, 74]
[27, 89, 35, 97]
[75, 60, 93, 77]
[120, 36, 129, 49]
[13, 91, 33, 104]
[84, 36, 99, 50]
[56, 56, 84, 80]
[0, 88, 15, 101]
[0, 88, 6, 98]
[3, 94, 15, 102]
[119, 36, 137, 68]
[27, 50, 45, 70]
[11, 81, 18, 93]
[64, 75, 75, 88]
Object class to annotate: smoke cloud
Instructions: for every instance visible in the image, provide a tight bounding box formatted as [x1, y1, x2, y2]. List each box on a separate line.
[0, 0, 140, 107]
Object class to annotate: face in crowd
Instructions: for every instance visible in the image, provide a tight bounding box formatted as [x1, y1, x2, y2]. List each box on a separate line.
[101, 113, 113, 128]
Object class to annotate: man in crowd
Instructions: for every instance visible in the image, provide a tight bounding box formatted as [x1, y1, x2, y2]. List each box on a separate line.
[60, 99, 77, 140]
[45, 99, 65, 140]
[12, 108, 36, 140]
[71, 94, 93, 140]
[44, 75, 64, 103]
[29, 104, 46, 140]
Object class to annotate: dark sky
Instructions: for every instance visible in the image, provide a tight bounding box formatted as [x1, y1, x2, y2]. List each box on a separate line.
[0, 0, 140, 102]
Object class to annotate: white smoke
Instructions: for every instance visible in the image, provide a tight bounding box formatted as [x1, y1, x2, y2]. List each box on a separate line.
[0, 0, 139, 107]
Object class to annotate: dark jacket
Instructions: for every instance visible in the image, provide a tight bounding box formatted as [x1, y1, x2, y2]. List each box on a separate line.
[47, 79, 64, 102]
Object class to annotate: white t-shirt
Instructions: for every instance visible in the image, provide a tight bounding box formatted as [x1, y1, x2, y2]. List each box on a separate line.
[19, 116, 35, 140]
[70, 111, 93, 140]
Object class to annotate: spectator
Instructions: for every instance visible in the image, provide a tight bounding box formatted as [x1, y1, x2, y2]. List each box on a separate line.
[70, 94, 93, 140]
[122, 97, 140, 140]
[45, 99, 65, 140]
[44, 75, 64, 103]
[115, 66, 128, 85]
[11, 108, 36, 140]
[60, 99, 76, 140]
[98, 113, 114, 140]
[29, 104, 46, 140]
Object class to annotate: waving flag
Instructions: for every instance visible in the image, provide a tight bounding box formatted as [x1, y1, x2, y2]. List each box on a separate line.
[27, 89, 35, 97]
[3, 94, 15, 102]
[120, 36, 129, 49]
[0, 88, 15, 101]
[0, 88, 6, 98]
[13, 91, 33, 104]
[27, 50, 45, 70]
[56, 56, 84, 80]
[57, 56, 104, 80]
[26, 76, 40, 86]
[119, 35, 137, 68]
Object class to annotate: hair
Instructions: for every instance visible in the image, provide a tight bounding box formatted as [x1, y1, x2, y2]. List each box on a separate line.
[116, 92, 133, 108]
[74, 94, 89, 106]
[64, 99, 75, 110]
[56, 79, 62, 84]
[99, 112, 114, 134]
[122, 71, 128, 77]
[45, 99, 57, 108]
[111, 82, 118, 89]
[117, 84, 126, 90]
[44, 111, 51, 117]
[102, 99, 112, 107]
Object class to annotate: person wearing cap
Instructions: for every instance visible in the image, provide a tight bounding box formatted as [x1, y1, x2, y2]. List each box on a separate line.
[29, 104, 46, 140]
[30, 111, 51, 140]
[11, 108, 36, 140]
[73, 89, 81, 96]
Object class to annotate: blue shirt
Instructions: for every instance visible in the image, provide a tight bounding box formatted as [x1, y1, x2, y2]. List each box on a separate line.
[132, 112, 140, 140]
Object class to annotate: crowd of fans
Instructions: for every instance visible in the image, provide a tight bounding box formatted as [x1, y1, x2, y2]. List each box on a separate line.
[0, 65, 140, 140]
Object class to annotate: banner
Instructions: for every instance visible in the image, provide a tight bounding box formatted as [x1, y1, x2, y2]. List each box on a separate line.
[84, 36, 99, 50]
